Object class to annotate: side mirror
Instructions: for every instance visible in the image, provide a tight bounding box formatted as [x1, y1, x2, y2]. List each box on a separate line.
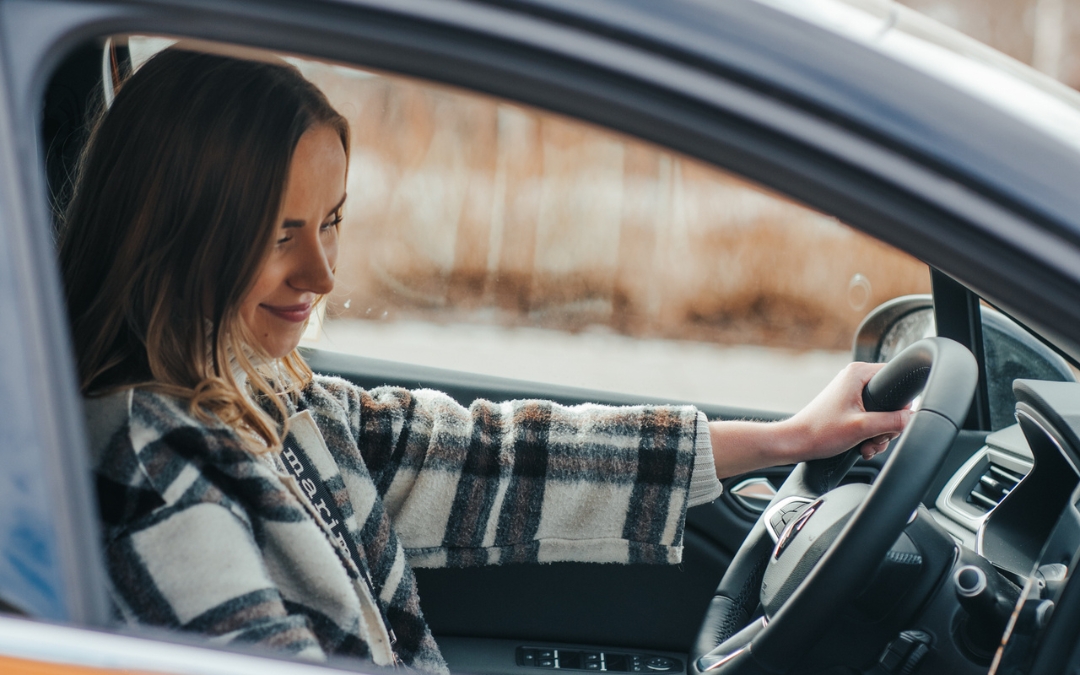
[853, 295, 1075, 429]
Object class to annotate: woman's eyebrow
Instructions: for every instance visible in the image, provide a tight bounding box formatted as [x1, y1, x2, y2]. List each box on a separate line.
[282, 194, 347, 229]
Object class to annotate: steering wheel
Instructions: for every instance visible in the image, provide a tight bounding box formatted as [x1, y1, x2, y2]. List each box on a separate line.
[690, 337, 978, 674]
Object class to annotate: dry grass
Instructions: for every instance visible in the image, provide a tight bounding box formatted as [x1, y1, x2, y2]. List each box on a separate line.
[301, 65, 930, 352]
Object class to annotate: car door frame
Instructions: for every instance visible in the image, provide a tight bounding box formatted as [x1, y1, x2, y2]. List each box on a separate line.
[4, 0, 1080, 670]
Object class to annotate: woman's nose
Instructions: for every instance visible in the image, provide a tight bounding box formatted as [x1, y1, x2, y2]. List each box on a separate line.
[291, 236, 335, 295]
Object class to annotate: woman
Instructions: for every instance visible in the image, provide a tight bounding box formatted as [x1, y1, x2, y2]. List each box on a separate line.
[59, 48, 909, 672]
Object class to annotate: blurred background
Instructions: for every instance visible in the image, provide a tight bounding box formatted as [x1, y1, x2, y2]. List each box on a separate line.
[899, 0, 1080, 87]
[293, 0, 1075, 412]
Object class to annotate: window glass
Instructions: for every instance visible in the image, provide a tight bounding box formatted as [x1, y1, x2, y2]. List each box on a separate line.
[978, 302, 1077, 430]
[287, 59, 931, 413]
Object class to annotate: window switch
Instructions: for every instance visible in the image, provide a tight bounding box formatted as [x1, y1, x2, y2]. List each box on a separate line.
[605, 654, 628, 671]
[518, 648, 538, 667]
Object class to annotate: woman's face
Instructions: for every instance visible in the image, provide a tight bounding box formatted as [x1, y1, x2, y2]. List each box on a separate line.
[239, 124, 346, 359]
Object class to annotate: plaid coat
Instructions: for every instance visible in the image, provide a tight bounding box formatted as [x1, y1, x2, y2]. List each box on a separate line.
[89, 375, 703, 673]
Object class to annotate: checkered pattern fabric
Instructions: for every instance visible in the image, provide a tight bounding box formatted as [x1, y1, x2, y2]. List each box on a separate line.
[90, 376, 701, 673]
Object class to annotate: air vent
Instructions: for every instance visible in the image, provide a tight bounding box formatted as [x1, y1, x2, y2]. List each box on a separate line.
[966, 462, 1025, 513]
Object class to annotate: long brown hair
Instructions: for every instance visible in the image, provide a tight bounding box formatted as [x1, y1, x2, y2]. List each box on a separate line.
[59, 47, 350, 450]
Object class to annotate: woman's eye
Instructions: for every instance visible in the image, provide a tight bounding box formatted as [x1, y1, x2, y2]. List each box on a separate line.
[321, 214, 343, 231]
[276, 234, 292, 245]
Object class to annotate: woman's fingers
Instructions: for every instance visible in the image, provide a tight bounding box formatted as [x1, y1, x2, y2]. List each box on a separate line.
[859, 433, 897, 460]
[855, 400, 912, 460]
[859, 408, 912, 438]
[785, 362, 915, 463]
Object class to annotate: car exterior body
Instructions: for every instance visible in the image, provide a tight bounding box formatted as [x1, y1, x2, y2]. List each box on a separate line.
[2, 0, 1080, 673]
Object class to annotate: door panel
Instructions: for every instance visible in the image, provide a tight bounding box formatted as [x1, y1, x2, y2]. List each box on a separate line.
[414, 529, 729, 653]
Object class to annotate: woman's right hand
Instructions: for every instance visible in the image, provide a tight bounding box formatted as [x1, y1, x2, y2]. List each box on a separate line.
[707, 362, 911, 479]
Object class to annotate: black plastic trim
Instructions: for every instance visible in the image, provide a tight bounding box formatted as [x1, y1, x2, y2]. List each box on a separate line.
[931, 269, 991, 430]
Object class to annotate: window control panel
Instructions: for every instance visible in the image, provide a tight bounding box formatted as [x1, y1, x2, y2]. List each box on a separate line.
[516, 647, 681, 672]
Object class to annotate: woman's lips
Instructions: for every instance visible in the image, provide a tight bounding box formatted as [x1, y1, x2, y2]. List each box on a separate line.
[260, 302, 312, 323]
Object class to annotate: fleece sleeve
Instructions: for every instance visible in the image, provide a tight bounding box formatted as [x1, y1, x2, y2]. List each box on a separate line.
[316, 378, 703, 568]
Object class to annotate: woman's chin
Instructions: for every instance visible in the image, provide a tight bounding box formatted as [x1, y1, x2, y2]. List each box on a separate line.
[242, 313, 307, 360]
[251, 333, 303, 361]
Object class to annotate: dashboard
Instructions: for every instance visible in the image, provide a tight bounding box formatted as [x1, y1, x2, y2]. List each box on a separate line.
[929, 379, 1080, 670]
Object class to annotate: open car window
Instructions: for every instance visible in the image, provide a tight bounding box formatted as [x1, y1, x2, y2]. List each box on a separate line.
[118, 36, 931, 414]
[298, 59, 929, 413]
[122, 41, 935, 414]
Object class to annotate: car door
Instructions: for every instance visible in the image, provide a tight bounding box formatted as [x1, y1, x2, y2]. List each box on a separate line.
[7, 1, 1080, 674]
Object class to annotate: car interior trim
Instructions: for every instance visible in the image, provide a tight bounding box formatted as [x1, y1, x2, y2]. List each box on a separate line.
[1015, 408, 1080, 475]
[935, 446, 1032, 535]
[931, 269, 991, 430]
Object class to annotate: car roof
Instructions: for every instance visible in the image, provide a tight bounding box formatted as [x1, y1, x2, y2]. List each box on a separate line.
[759, 0, 1080, 153]
[492, 0, 1080, 242]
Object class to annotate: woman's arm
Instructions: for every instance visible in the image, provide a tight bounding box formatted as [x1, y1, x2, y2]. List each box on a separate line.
[311, 361, 909, 568]
[708, 362, 912, 479]
[311, 378, 702, 566]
